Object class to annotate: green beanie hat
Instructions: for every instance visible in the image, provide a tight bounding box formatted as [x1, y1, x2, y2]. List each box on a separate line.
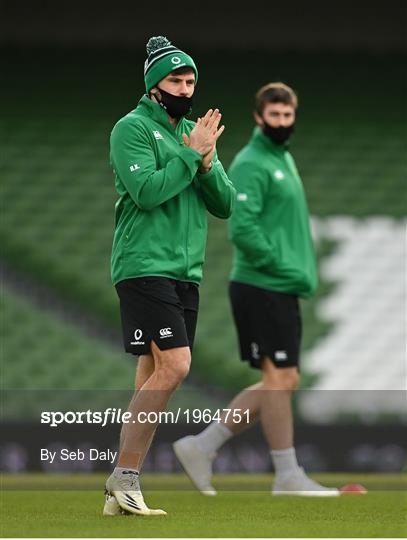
[144, 36, 198, 93]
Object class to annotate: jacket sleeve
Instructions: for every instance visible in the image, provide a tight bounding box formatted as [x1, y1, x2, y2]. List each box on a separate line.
[228, 160, 278, 269]
[110, 119, 203, 211]
[195, 153, 236, 219]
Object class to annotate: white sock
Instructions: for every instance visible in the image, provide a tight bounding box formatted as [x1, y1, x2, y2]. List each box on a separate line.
[194, 422, 233, 454]
[113, 467, 140, 489]
[114, 466, 139, 476]
[271, 447, 299, 476]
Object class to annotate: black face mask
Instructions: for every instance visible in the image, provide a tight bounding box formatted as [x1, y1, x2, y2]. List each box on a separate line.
[156, 87, 193, 119]
[262, 122, 295, 145]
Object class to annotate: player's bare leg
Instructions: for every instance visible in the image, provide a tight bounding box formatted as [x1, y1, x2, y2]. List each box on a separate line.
[260, 359, 338, 496]
[260, 359, 297, 450]
[117, 355, 155, 457]
[105, 341, 191, 515]
[221, 381, 262, 433]
[118, 341, 190, 468]
[104, 355, 155, 515]
[174, 359, 338, 496]
[173, 381, 262, 494]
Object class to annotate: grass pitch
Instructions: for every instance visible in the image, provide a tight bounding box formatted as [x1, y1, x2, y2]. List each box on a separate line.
[1, 473, 406, 537]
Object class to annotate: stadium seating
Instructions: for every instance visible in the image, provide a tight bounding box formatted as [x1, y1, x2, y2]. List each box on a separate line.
[300, 217, 406, 421]
[1, 284, 225, 417]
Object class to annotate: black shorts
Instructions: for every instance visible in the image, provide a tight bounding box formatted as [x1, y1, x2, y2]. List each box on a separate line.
[229, 281, 302, 369]
[116, 277, 199, 356]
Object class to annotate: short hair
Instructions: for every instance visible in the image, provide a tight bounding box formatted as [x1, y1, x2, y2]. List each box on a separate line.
[170, 66, 195, 77]
[255, 82, 298, 114]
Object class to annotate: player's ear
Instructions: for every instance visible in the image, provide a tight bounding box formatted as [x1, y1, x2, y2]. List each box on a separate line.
[150, 87, 161, 102]
[254, 111, 263, 126]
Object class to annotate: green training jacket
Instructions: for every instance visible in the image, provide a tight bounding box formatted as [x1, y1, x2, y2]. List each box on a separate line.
[110, 95, 235, 285]
[228, 127, 318, 298]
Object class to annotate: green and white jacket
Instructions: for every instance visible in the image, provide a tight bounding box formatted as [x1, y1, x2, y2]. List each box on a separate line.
[110, 95, 235, 285]
[228, 127, 318, 298]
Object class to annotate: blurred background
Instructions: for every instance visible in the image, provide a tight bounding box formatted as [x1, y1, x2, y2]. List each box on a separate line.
[1, 0, 406, 475]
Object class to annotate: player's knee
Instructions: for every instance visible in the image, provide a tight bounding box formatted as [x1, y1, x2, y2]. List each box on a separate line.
[170, 356, 191, 383]
[262, 362, 299, 391]
[154, 347, 191, 386]
[162, 361, 190, 387]
[283, 369, 300, 391]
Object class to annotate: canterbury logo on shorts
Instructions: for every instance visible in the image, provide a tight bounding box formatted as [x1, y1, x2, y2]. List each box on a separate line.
[159, 327, 173, 338]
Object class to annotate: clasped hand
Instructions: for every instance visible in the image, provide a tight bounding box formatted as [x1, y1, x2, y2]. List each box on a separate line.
[182, 109, 225, 172]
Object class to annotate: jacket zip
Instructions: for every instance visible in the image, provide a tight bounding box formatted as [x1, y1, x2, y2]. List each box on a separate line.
[175, 122, 191, 280]
[184, 187, 190, 279]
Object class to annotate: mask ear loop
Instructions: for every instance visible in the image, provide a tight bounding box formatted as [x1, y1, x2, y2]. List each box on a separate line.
[152, 87, 167, 111]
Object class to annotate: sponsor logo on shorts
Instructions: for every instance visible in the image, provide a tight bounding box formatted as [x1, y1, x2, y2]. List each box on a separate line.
[275, 350, 288, 361]
[153, 130, 163, 140]
[251, 342, 260, 360]
[159, 327, 173, 339]
[237, 193, 248, 201]
[130, 329, 145, 345]
[129, 163, 140, 172]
